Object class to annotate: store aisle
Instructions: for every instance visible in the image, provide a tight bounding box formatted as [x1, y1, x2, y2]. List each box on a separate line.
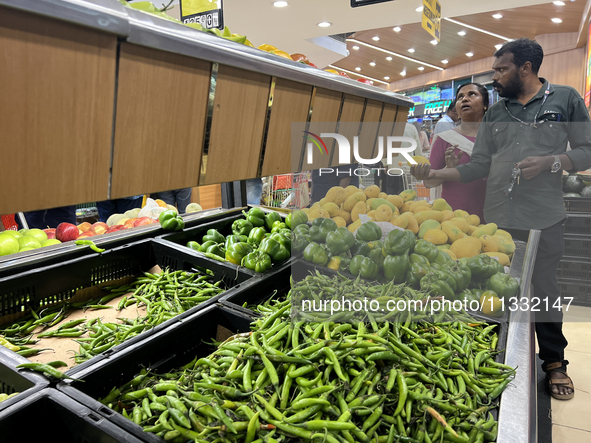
[551, 305, 591, 442]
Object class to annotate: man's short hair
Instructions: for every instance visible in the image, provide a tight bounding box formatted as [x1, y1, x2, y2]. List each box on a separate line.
[447, 99, 457, 114]
[494, 38, 544, 74]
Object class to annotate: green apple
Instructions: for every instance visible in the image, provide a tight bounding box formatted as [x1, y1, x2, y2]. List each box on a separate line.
[18, 236, 41, 250]
[24, 228, 48, 243]
[1, 230, 22, 239]
[41, 239, 62, 247]
[18, 247, 35, 252]
[0, 234, 19, 256]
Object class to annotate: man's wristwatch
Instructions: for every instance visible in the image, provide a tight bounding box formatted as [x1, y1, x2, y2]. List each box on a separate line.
[550, 155, 561, 173]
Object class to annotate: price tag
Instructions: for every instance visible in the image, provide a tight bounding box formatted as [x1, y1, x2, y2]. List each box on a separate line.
[180, 0, 224, 30]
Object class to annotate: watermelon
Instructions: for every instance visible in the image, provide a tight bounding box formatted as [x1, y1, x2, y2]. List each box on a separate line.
[563, 175, 585, 193]
[581, 186, 591, 198]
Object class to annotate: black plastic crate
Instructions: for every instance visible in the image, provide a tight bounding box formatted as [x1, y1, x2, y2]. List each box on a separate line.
[564, 213, 591, 236]
[0, 346, 49, 412]
[564, 197, 591, 214]
[558, 278, 591, 307]
[58, 305, 255, 443]
[0, 388, 145, 442]
[556, 259, 591, 281]
[563, 235, 591, 259]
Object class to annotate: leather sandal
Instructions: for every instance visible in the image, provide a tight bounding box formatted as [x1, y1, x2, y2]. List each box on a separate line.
[546, 361, 575, 401]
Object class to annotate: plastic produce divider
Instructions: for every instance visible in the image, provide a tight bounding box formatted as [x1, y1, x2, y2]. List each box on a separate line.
[57, 304, 256, 443]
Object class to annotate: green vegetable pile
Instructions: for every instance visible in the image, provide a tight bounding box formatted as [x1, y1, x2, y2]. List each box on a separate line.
[98, 282, 514, 443]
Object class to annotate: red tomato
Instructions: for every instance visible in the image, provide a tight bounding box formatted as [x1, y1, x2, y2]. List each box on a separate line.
[357, 78, 374, 85]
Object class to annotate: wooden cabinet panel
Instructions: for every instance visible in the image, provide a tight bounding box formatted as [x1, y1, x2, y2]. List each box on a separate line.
[329, 95, 365, 167]
[357, 99, 383, 162]
[111, 43, 211, 199]
[0, 7, 116, 214]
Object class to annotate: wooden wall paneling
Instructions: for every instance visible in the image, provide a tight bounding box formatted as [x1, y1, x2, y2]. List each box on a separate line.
[300, 88, 343, 172]
[202, 65, 271, 185]
[261, 78, 313, 177]
[111, 44, 211, 199]
[374, 103, 399, 159]
[357, 99, 383, 162]
[329, 95, 365, 167]
[0, 6, 116, 215]
[191, 185, 221, 210]
[539, 48, 585, 96]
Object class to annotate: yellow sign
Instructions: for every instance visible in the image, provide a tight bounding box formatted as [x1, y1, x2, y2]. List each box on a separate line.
[422, 0, 441, 41]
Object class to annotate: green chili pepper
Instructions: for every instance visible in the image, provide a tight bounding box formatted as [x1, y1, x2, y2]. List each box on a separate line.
[74, 240, 105, 253]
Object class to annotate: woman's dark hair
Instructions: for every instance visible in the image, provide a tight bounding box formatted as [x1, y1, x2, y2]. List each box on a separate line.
[455, 82, 489, 111]
[494, 38, 544, 74]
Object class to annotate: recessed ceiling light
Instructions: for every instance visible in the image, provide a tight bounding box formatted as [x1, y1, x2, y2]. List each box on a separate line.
[384, 76, 390, 80]
[492, 13, 503, 19]
[466, 52, 474, 57]
[495, 44, 503, 50]
[393, 26, 401, 32]
[370, 62, 376, 66]
[372, 36, 380, 41]
[352, 45, 359, 50]
[551, 18, 563, 23]
[441, 59, 449, 64]
[408, 48, 415, 53]
[386, 56, 393, 61]
[355, 67, 361, 71]
[317, 21, 332, 27]
[418, 67, 425, 71]
[553, 1, 565, 5]
[458, 31, 466, 36]
[273, 1, 288, 6]
[430, 39, 438, 45]
[416, 6, 423, 12]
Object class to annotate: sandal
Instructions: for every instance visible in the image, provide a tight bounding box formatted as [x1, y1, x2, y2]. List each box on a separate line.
[546, 362, 575, 401]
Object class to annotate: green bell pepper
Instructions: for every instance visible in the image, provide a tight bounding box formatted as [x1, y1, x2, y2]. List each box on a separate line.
[303, 242, 329, 266]
[325, 227, 356, 256]
[232, 219, 253, 237]
[205, 243, 225, 258]
[270, 232, 291, 254]
[271, 221, 287, 233]
[425, 269, 457, 293]
[486, 272, 519, 300]
[243, 208, 266, 227]
[410, 253, 430, 266]
[414, 239, 439, 263]
[383, 252, 410, 284]
[382, 229, 415, 257]
[291, 233, 310, 254]
[225, 242, 253, 265]
[349, 255, 379, 280]
[327, 255, 350, 272]
[159, 210, 185, 231]
[355, 221, 382, 243]
[420, 273, 455, 299]
[199, 240, 217, 252]
[186, 241, 200, 252]
[443, 261, 471, 292]
[433, 250, 452, 266]
[225, 235, 248, 249]
[368, 248, 385, 271]
[202, 229, 225, 244]
[258, 237, 289, 262]
[287, 210, 308, 230]
[466, 254, 501, 282]
[309, 218, 338, 243]
[350, 240, 371, 257]
[242, 251, 272, 273]
[367, 239, 383, 251]
[293, 224, 310, 236]
[265, 212, 282, 231]
[247, 227, 267, 247]
[457, 288, 484, 303]
[406, 263, 430, 289]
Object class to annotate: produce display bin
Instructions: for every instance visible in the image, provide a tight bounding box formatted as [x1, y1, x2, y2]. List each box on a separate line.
[563, 234, 591, 258]
[0, 345, 49, 413]
[0, 388, 145, 442]
[556, 258, 591, 281]
[557, 279, 591, 307]
[58, 304, 255, 443]
[0, 238, 253, 374]
[564, 213, 591, 235]
[563, 197, 591, 214]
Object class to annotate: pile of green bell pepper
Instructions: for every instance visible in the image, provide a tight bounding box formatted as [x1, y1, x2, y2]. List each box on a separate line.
[382, 229, 415, 257]
[309, 218, 338, 243]
[286, 210, 308, 229]
[325, 227, 355, 256]
[159, 210, 185, 231]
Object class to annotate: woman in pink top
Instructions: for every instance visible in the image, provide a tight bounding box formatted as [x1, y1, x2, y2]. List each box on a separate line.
[423, 83, 489, 222]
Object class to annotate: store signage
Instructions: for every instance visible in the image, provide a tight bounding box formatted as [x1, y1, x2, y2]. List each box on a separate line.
[350, 0, 396, 7]
[408, 99, 452, 117]
[180, 0, 224, 30]
[421, 0, 441, 42]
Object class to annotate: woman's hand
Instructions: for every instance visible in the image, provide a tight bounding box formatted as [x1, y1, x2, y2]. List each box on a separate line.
[410, 163, 432, 180]
[445, 146, 463, 168]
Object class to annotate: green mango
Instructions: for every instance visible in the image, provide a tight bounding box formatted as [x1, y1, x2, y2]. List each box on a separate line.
[370, 198, 397, 212]
[418, 219, 441, 239]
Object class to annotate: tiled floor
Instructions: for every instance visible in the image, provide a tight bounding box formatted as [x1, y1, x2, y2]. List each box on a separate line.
[551, 305, 591, 442]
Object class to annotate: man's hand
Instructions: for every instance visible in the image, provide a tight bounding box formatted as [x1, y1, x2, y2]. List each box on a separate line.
[518, 156, 553, 180]
[445, 146, 464, 168]
[410, 163, 433, 180]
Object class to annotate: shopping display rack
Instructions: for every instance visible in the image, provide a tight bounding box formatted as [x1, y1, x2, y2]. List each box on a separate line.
[404, 170, 431, 199]
[264, 172, 310, 209]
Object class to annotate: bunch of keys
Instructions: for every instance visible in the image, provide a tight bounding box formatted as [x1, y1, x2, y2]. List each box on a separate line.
[503, 164, 521, 196]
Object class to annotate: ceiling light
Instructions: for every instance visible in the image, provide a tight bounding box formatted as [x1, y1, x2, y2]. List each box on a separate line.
[370, 62, 376, 66]
[444, 17, 511, 41]
[317, 21, 331, 27]
[408, 48, 416, 53]
[384, 76, 390, 80]
[441, 59, 449, 64]
[430, 39, 438, 45]
[553, 1, 565, 5]
[273, 1, 288, 7]
[418, 67, 425, 71]
[458, 31, 466, 36]
[386, 56, 393, 61]
[400, 70, 407, 76]
[393, 26, 401, 32]
[372, 36, 380, 41]
[416, 6, 423, 12]
[551, 18, 563, 23]
[466, 52, 473, 57]
[355, 67, 361, 71]
[495, 44, 503, 50]
[492, 13, 503, 19]
[352, 45, 359, 50]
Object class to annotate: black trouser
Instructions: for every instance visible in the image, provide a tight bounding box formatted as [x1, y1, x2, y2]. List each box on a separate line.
[502, 220, 568, 372]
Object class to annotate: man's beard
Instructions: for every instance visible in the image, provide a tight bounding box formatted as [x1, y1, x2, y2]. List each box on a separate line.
[492, 72, 523, 99]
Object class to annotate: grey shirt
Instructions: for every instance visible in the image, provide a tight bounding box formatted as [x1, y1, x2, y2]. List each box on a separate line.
[456, 79, 591, 230]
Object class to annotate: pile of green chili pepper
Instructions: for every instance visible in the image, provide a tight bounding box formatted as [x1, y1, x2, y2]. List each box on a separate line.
[98, 281, 514, 443]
